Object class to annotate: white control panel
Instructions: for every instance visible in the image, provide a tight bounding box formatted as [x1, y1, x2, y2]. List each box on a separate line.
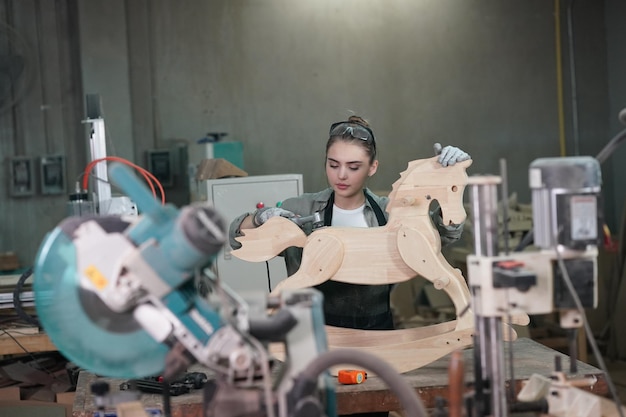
[197, 174, 303, 294]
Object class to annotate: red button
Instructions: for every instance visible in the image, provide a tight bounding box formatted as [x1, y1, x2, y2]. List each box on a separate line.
[496, 260, 524, 270]
[256, 202, 265, 209]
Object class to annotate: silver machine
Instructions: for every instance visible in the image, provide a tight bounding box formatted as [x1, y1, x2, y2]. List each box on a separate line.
[67, 93, 138, 217]
[465, 156, 617, 417]
[465, 101, 626, 416]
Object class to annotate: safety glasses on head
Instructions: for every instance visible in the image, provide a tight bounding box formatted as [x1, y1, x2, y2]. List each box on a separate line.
[329, 121, 376, 144]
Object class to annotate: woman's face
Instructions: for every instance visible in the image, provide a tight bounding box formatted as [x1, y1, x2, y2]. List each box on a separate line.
[325, 141, 378, 202]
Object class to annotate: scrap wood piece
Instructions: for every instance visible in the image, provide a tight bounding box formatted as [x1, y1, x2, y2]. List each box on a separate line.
[195, 158, 247, 180]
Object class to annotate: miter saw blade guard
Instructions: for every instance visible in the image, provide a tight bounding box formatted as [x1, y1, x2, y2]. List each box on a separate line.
[34, 218, 169, 379]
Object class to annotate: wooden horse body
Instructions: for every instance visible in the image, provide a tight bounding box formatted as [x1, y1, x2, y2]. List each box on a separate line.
[233, 156, 525, 373]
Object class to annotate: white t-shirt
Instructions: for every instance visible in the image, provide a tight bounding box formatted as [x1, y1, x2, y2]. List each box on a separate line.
[331, 204, 368, 227]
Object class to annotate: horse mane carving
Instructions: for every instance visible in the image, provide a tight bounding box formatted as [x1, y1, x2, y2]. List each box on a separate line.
[232, 156, 528, 373]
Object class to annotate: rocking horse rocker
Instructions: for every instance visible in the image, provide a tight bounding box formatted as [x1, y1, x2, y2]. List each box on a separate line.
[232, 156, 528, 373]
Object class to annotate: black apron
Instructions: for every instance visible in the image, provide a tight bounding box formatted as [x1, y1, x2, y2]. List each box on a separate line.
[315, 191, 394, 331]
[322, 191, 392, 417]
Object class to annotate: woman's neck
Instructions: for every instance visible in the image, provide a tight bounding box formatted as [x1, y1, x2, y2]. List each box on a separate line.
[334, 192, 366, 210]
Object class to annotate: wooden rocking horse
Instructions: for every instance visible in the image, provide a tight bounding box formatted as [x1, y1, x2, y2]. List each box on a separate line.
[232, 156, 528, 373]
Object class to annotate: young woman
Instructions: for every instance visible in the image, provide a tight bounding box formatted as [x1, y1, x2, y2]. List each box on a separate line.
[229, 115, 470, 331]
[229, 116, 469, 417]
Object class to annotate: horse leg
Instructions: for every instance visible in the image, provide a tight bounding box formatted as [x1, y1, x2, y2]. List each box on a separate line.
[271, 233, 344, 294]
[396, 226, 474, 330]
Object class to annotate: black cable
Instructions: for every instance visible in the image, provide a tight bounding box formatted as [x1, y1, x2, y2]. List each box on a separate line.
[6, 267, 69, 383]
[0, 315, 24, 324]
[266, 261, 272, 292]
[12, 266, 39, 326]
[514, 230, 534, 252]
[554, 246, 625, 417]
[505, 311, 516, 405]
[595, 128, 626, 165]
[0, 328, 33, 356]
[0, 329, 65, 381]
[294, 349, 428, 417]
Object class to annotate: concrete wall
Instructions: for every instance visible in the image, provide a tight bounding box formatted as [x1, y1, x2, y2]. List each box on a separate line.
[78, 0, 611, 210]
[0, 0, 619, 265]
[0, 0, 84, 267]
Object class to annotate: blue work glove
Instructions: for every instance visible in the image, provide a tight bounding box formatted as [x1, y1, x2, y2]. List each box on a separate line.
[434, 143, 471, 167]
[252, 207, 296, 227]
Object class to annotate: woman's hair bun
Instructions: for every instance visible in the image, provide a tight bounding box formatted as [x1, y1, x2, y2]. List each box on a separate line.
[347, 115, 369, 128]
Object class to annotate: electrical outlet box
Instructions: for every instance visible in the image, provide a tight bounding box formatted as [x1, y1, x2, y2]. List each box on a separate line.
[146, 149, 174, 187]
[9, 157, 35, 197]
[40, 155, 66, 195]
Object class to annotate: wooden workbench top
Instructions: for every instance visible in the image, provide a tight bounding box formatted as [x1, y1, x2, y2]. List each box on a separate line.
[72, 338, 608, 416]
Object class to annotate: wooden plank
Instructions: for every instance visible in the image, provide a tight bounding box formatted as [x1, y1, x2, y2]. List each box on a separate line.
[0, 332, 57, 355]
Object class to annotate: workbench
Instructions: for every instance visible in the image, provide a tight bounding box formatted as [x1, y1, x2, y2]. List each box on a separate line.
[71, 338, 609, 416]
[0, 330, 56, 355]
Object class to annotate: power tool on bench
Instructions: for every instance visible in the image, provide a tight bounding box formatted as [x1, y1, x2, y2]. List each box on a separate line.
[34, 162, 334, 416]
[290, 211, 324, 229]
[33, 162, 427, 417]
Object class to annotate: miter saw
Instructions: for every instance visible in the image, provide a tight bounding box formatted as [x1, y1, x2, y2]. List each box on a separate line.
[33, 162, 427, 417]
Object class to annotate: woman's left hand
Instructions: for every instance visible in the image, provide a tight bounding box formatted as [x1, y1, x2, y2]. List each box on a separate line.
[433, 143, 471, 167]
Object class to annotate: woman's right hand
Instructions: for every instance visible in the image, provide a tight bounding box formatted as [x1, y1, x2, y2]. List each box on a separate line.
[252, 207, 296, 227]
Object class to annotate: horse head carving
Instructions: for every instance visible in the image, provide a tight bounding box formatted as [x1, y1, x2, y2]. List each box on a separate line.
[386, 156, 471, 226]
